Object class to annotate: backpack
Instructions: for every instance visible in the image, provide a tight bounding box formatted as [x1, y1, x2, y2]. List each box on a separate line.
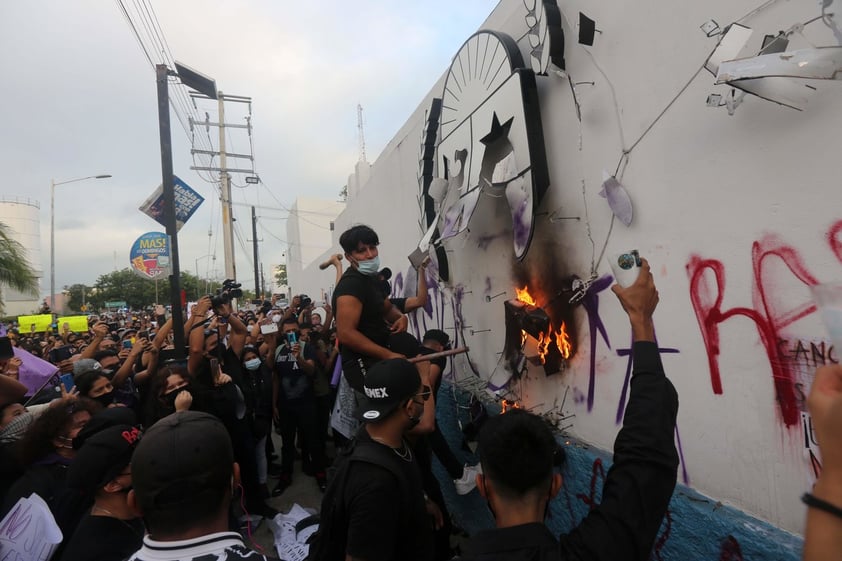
[308, 437, 413, 561]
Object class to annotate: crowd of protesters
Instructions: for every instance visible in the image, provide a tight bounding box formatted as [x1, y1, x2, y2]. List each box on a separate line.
[0, 223, 839, 561]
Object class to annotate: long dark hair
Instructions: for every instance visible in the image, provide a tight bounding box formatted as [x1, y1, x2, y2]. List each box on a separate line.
[16, 399, 98, 467]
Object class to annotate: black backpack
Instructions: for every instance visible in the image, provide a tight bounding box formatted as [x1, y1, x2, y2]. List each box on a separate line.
[308, 438, 413, 561]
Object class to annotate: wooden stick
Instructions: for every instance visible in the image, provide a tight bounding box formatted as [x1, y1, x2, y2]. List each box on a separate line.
[319, 254, 343, 270]
[408, 346, 469, 363]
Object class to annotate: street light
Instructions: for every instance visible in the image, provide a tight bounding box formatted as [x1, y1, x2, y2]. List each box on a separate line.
[195, 254, 216, 299]
[51, 174, 111, 311]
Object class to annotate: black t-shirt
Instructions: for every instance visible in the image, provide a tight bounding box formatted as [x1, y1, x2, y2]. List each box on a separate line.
[390, 297, 407, 314]
[60, 514, 144, 561]
[339, 430, 433, 561]
[332, 268, 390, 364]
[273, 341, 318, 401]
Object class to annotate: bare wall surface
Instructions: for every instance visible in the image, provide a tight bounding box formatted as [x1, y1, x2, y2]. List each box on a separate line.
[308, 0, 842, 544]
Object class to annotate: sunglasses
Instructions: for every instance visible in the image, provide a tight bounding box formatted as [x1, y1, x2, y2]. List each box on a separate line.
[413, 385, 432, 402]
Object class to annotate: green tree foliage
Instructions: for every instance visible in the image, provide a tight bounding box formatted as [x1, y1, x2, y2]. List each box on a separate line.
[87, 269, 207, 311]
[274, 264, 287, 287]
[0, 222, 39, 314]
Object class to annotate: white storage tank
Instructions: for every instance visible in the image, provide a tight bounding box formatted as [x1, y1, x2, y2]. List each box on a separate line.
[0, 197, 43, 316]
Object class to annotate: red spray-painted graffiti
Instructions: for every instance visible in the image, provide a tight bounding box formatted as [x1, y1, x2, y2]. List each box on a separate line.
[685, 221, 842, 427]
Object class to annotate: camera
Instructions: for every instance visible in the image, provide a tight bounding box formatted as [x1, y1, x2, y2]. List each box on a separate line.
[210, 279, 243, 309]
[297, 294, 312, 312]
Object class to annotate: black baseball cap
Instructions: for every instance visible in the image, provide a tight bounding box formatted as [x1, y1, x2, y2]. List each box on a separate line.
[132, 411, 233, 512]
[355, 358, 420, 422]
[67, 424, 141, 493]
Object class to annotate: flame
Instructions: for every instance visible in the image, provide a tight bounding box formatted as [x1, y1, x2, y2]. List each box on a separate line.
[555, 322, 573, 359]
[501, 399, 521, 413]
[536, 331, 549, 364]
[515, 286, 537, 306]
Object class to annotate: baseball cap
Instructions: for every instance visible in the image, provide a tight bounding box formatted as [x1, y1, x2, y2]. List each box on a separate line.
[74, 407, 139, 450]
[132, 411, 234, 512]
[73, 358, 102, 378]
[67, 424, 141, 493]
[422, 329, 450, 348]
[355, 358, 421, 422]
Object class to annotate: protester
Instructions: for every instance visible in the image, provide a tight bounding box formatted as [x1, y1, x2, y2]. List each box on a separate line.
[802, 364, 842, 560]
[127, 411, 280, 561]
[267, 318, 327, 495]
[310, 358, 440, 561]
[332, 225, 407, 393]
[1, 398, 97, 520]
[240, 345, 273, 498]
[460, 258, 679, 561]
[60, 424, 144, 561]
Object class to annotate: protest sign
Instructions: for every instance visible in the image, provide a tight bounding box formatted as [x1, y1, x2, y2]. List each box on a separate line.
[17, 315, 52, 333]
[14, 347, 59, 396]
[0, 493, 63, 561]
[57, 316, 88, 333]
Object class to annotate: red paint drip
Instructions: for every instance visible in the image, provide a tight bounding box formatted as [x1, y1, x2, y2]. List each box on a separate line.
[575, 458, 605, 511]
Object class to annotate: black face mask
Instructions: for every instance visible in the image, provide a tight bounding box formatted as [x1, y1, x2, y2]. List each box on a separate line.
[94, 392, 114, 408]
[164, 385, 192, 408]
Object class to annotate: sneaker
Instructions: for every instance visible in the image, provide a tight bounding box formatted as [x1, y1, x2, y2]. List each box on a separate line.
[453, 464, 480, 495]
[271, 473, 292, 497]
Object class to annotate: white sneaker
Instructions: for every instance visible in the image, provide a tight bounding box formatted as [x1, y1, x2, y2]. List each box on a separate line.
[454, 464, 481, 495]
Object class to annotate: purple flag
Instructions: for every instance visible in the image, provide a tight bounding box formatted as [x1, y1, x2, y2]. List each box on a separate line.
[0, 324, 7, 337]
[13, 347, 59, 396]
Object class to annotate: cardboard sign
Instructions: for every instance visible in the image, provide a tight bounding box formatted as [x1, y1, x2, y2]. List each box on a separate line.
[17, 315, 53, 333]
[57, 316, 88, 333]
[0, 493, 63, 561]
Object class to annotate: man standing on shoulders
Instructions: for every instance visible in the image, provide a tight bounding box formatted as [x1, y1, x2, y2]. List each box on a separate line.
[332, 225, 407, 392]
[461, 258, 679, 561]
[309, 358, 440, 561]
[127, 411, 280, 561]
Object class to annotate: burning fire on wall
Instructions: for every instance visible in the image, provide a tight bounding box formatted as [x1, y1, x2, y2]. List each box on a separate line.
[503, 283, 576, 377]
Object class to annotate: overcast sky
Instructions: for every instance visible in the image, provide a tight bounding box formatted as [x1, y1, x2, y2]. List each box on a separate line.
[0, 0, 497, 295]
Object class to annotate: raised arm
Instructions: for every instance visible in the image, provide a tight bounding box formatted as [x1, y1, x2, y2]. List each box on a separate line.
[803, 364, 842, 560]
[561, 259, 678, 561]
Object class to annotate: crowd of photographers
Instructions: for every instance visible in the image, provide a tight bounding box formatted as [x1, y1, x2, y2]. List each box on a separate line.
[0, 284, 339, 559]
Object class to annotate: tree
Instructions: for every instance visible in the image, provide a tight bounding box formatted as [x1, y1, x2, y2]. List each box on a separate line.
[0, 222, 39, 314]
[65, 283, 92, 313]
[88, 269, 207, 311]
[274, 264, 287, 288]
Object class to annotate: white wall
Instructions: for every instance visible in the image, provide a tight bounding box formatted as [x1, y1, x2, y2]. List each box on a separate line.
[286, 197, 345, 300]
[306, 0, 842, 534]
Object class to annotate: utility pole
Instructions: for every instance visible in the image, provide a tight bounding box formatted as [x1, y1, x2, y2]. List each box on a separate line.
[189, 92, 254, 284]
[218, 91, 236, 282]
[260, 262, 266, 300]
[251, 206, 260, 299]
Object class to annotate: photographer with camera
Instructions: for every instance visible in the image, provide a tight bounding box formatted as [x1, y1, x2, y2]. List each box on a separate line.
[187, 288, 274, 519]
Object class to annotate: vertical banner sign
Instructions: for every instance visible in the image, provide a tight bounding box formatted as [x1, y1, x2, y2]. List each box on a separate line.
[139, 175, 204, 231]
[130, 232, 171, 280]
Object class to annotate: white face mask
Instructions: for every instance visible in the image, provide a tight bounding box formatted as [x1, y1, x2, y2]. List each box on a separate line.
[244, 358, 262, 371]
[356, 255, 380, 276]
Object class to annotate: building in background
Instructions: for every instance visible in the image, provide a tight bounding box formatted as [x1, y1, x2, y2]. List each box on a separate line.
[0, 197, 43, 316]
[285, 197, 344, 301]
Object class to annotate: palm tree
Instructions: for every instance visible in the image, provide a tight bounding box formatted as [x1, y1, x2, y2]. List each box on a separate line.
[0, 221, 39, 314]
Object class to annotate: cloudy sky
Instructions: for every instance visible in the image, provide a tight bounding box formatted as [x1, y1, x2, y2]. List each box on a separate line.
[1, 0, 497, 295]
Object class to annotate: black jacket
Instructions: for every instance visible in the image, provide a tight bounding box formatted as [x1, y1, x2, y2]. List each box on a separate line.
[462, 341, 679, 561]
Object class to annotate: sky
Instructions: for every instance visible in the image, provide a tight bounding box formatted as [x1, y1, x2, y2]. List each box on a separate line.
[0, 0, 498, 296]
